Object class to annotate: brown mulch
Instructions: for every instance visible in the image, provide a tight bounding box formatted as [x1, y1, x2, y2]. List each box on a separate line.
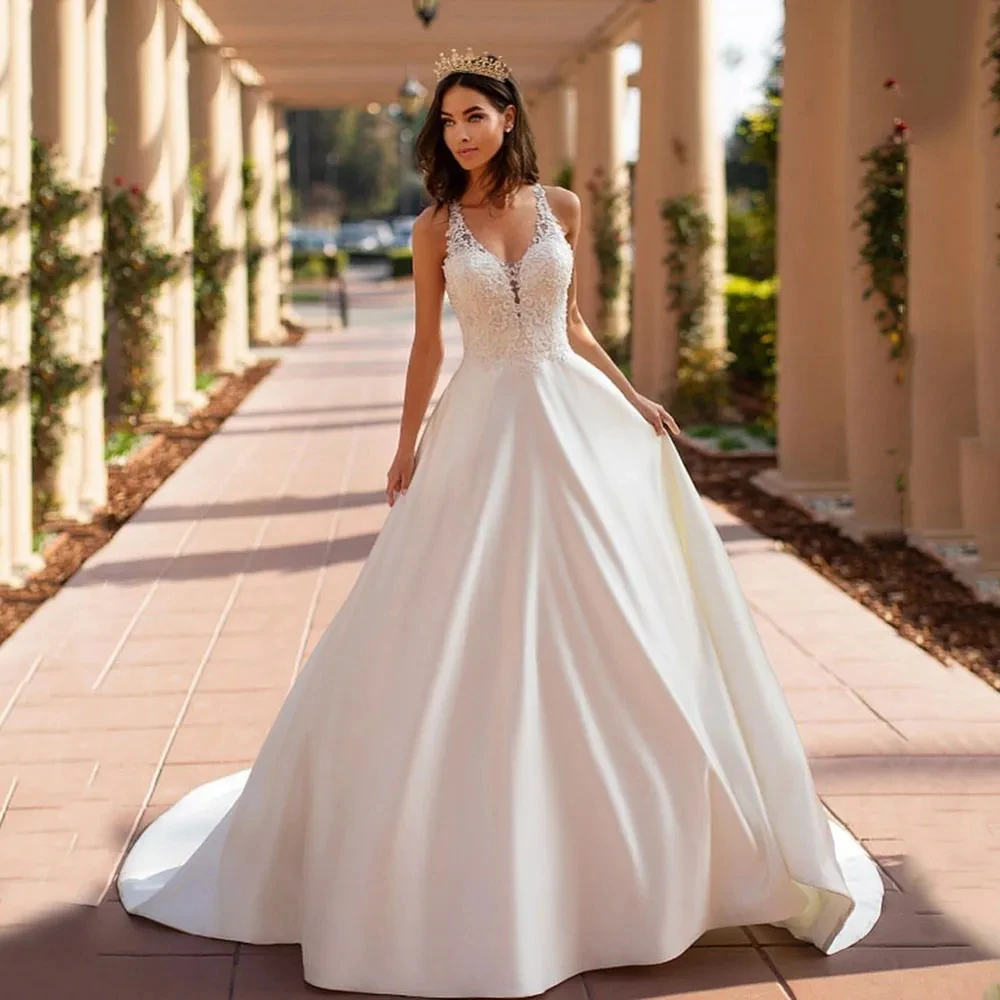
[0, 361, 277, 647]
[674, 440, 1000, 692]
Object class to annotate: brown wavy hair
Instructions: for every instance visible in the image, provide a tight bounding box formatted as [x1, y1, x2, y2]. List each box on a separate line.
[415, 68, 539, 208]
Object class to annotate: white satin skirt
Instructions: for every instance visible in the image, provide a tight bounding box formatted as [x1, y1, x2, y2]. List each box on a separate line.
[118, 350, 883, 997]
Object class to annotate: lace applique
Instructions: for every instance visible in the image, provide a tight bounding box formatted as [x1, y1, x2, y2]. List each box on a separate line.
[444, 184, 575, 371]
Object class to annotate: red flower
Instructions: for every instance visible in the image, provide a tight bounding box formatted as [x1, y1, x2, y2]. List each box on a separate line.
[129, 184, 142, 196]
[883, 77, 900, 91]
[113, 176, 124, 186]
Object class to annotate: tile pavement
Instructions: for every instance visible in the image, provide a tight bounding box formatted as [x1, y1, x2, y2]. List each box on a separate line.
[0, 283, 997, 997]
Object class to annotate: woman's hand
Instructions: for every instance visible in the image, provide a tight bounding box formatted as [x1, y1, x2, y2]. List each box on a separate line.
[386, 447, 416, 506]
[631, 393, 681, 437]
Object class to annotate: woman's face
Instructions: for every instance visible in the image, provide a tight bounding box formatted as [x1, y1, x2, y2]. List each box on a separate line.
[440, 84, 514, 174]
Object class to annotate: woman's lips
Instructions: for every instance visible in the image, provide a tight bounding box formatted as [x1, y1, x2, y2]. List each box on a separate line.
[458, 147, 478, 157]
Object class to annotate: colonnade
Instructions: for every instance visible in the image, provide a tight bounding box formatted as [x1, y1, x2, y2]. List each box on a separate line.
[0, 0, 290, 584]
[532, 0, 999, 579]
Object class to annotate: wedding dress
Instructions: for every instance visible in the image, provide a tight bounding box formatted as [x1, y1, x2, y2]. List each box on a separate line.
[118, 183, 883, 997]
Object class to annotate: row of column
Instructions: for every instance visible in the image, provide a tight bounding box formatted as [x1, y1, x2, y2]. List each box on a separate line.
[531, 0, 727, 387]
[0, 0, 291, 585]
[776, 0, 1000, 567]
[534, 0, 997, 572]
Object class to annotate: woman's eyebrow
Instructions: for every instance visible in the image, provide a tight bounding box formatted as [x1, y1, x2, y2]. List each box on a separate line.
[441, 105, 486, 118]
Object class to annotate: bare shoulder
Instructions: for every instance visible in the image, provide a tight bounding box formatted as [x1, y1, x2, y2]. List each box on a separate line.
[542, 185, 580, 234]
[412, 204, 449, 258]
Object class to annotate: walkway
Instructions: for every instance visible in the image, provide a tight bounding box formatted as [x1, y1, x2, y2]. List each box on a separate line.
[0, 278, 998, 998]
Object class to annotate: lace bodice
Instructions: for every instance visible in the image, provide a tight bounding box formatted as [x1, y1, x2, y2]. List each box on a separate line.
[444, 184, 575, 370]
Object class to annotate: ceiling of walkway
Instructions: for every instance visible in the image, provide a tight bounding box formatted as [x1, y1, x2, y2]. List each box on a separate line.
[194, 0, 640, 106]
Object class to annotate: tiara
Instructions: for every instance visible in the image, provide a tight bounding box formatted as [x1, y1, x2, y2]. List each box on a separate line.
[433, 48, 511, 83]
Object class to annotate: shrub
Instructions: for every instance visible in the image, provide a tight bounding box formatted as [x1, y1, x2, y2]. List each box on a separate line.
[726, 274, 777, 397]
[727, 192, 775, 280]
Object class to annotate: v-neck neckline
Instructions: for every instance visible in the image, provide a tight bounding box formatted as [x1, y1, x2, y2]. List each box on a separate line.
[455, 184, 541, 268]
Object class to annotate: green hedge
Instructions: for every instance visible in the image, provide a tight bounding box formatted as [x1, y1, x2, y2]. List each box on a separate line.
[292, 248, 349, 280]
[726, 274, 777, 393]
[386, 247, 413, 278]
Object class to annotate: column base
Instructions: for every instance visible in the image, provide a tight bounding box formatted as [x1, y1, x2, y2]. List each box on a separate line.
[755, 468, 908, 543]
[960, 435, 1000, 567]
[6, 552, 45, 588]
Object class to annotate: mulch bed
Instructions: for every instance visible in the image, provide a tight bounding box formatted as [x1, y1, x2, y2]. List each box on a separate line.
[0, 361, 277, 648]
[675, 441, 1000, 692]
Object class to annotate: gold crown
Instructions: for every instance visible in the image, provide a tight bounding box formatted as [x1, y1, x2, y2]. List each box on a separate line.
[433, 48, 511, 83]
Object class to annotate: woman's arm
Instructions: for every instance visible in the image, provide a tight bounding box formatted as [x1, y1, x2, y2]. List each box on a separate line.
[386, 206, 447, 505]
[546, 186, 679, 438]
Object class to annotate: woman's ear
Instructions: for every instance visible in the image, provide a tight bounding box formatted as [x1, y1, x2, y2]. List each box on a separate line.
[504, 108, 515, 133]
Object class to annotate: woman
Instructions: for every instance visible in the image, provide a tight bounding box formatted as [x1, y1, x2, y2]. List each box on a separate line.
[118, 50, 883, 997]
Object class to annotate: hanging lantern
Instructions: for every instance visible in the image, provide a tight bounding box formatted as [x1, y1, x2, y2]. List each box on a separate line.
[399, 75, 428, 117]
[413, 0, 439, 28]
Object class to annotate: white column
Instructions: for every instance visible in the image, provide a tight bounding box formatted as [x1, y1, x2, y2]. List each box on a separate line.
[573, 44, 627, 346]
[0, 0, 37, 582]
[190, 45, 249, 372]
[964, 0, 1000, 569]
[629, 0, 726, 403]
[105, 0, 176, 420]
[79, 0, 107, 513]
[903, 0, 979, 542]
[8, 0, 33, 572]
[841, 0, 910, 535]
[32, 0, 88, 521]
[631, 0, 670, 401]
[774, 0, 850, 492]
[533, 85, 575, 186]
[165, 0, 196, 416]
[274, 105, 294, 324]
[243, 87, 282, 344]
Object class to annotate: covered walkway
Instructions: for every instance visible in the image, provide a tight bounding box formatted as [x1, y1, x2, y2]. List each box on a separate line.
[0, 284, 998, 997]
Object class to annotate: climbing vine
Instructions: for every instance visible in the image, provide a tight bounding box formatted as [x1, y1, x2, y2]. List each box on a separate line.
[854, 80, 908, 377]
[586, 166, 628, 346]
[661, 193, 729, 421]
[0, 204, 26, 408]
[191, 164, 234, 371]
[987, 6, 1000, 133]
[103, 178, 181, 421]
[30, 139, 91, 520]
[242, 160, 263, 342]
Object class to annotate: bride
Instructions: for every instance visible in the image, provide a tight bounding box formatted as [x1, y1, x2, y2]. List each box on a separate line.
[118, 48, 883, 997]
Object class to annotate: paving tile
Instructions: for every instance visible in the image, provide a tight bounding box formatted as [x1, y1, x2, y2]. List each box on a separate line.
[81, 762, 158, 804]
[185, 690, 286, 728]
[94, 664, 198, 697]
[764, 945, 1000, 1000]
[0, 763, 98, 808]
[795, 721, 909, 758]
[855, 685, 1000, 723]
[84, 955, 234, 999]
[785, 688, 883, 723]
[93, 900, 235, 956]
[583, 946, 785, 999]
[166, 723, 269, 765]
[811, 755, 1000, 795]
[1, 694, 185, 733]
[895, 722, 1000, 755]
[0, 728, 172, 765]
[150, 762, 244, 807]
[0, 831, 75, 880]
[196, 658, 291, 692]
